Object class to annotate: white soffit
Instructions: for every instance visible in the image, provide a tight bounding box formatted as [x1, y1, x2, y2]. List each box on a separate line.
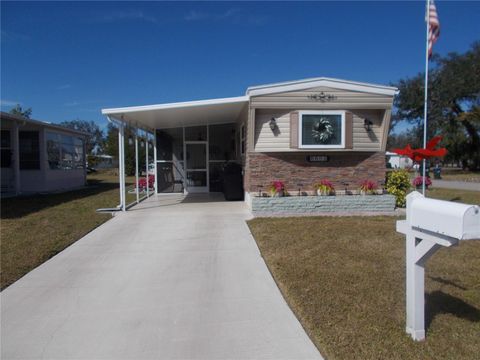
[246, 77, 398, 97]
[102, 96, 249, 129]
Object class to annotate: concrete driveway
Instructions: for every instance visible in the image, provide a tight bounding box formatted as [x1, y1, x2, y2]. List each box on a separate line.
[1, 194, 322, 359]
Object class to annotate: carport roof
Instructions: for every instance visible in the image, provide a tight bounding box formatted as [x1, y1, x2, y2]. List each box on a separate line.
[102, 96, 249, 130]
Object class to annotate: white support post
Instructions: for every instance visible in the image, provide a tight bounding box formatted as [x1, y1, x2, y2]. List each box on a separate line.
[145, 129, 149, 198]
[118, 122, 126, 211]
[153, 128, 157, 194]
[135, 129, 139, 204]
[182, 126, 187, 195]
[12, 121, 20, 195]
[405, 234, 426, 341]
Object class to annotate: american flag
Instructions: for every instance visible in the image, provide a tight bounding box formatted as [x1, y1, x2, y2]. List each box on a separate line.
[427, 0, 440, 59]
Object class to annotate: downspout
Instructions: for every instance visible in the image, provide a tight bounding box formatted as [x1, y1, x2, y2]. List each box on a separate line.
[119, 121, 126, 211]
[135, 128, 139, 204]
[96, 115, 124, 213]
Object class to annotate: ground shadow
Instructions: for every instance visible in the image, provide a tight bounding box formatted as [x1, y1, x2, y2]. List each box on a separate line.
[425, 290, 480, 331]
[1, 179, 119, 219]
[181, 193, 228, 204]
[429, 276, 467, 290]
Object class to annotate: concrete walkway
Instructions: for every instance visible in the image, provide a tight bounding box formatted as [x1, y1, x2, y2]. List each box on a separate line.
[1, 194, 322, 360]
[432, 179, 480, 192]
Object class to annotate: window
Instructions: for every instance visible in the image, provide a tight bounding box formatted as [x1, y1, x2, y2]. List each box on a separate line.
[298, 111, 345, 149]
[240, 124, 246, 155]
[1, 130, 12, 168]
[46, 131, 84, 170]
[19, 131, 40, 169]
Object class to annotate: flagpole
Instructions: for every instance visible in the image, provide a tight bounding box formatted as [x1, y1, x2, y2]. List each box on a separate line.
[422, 0, 431, 196]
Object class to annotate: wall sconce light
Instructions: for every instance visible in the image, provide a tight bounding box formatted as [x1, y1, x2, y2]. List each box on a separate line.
[128, 137, 133, 146]
[140, 140, 145, 148]
[364, 119, 373, 132]
[269, 117, 277, 131]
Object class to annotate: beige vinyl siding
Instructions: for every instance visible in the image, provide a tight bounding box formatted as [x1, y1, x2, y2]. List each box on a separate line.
[254, 109, 384, 152]
[250, 86, 393, 110]
[352, 109, 383, 151]
[255, 110, 291, 152]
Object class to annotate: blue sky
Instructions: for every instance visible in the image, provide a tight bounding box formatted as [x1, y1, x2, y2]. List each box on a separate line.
[1, 1, 479, 132]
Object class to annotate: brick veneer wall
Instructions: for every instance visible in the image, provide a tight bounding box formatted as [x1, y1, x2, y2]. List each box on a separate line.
[245, 151, 386, 193]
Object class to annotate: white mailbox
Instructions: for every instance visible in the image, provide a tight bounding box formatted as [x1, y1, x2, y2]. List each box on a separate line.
[409, 197, 480, 240]
[396, 191, 480, 341]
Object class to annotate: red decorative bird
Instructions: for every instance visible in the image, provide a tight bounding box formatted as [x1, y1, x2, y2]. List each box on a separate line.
[393, 136, 447, 162]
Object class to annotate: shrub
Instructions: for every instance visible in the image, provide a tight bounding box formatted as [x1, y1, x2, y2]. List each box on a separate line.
[386, 170, 411, 207]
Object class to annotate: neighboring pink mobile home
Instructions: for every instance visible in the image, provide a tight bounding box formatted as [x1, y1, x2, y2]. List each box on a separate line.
[1, 112, 87, 195]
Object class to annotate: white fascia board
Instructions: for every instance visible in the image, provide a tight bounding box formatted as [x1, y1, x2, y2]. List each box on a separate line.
[246, 77, 398, 97]
[101, 95, 249, 116]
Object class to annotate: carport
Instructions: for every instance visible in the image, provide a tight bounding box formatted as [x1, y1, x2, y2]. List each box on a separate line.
[102, 96, 248, 211]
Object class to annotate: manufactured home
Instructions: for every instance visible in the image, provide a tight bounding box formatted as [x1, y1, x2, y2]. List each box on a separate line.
[0, 112, 87, 195]
[102, 77, 397, 208]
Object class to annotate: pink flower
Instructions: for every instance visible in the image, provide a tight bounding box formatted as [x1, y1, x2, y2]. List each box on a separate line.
[412, 176, 432, 187]
[269, 180, 285, 195]
[137, 175, 155, 190]
[360, 180, 378, 193]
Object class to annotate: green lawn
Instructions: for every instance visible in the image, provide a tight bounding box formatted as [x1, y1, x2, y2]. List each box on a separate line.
[0, 171, 139, 290]
[426, 187, 480, 204]
[440, 170, 480, 183]
[248, 189, 480, 360]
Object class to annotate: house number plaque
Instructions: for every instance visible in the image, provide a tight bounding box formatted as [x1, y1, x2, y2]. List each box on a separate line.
[307, 155, 329, 163]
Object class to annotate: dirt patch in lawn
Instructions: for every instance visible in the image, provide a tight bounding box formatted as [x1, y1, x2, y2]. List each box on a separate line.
[248, 190, 480, 359]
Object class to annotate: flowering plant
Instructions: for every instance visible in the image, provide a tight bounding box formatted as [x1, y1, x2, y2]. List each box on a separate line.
[359, 180, 378, 194]
[412, 176, 432, 188]
[137, 175, 155, 191]
[314, 179, 335, 195]
[269, 180, 285, 197]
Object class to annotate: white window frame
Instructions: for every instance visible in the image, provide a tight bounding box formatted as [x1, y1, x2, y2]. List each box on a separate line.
[298, 110, 346, 149]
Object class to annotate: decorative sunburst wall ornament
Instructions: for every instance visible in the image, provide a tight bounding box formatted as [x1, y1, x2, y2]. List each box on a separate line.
[312, 117, 333, 143]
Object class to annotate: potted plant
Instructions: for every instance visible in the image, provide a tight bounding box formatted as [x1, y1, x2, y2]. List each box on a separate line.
[269, 180, 285, 197]
[359, 180, 378, 195]
[412, 176, 432, 190]
[314, 179, 335, 196]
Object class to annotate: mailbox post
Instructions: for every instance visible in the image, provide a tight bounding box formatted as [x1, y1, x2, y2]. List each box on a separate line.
[396, 191, 480, 341]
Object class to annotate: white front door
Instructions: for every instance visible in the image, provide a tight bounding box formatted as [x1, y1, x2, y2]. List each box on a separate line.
[184, 141, 208, 193]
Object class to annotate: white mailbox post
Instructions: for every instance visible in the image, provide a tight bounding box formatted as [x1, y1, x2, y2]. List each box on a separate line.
[396, 191, 480, 341]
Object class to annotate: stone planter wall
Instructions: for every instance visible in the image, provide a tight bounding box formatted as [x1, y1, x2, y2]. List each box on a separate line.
[251, 194, 396, 215]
